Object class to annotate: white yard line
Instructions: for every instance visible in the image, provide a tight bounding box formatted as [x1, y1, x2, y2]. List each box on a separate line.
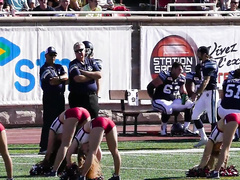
[9, 148, 240, 157]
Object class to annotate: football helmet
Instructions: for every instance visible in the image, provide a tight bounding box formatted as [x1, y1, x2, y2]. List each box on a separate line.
[82, 41, 94, 57]
[170, 122, 184, 136]
[94, 59, 103, 70]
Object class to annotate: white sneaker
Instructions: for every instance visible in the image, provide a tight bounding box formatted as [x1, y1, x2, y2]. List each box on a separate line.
[160, 126, 167, 136]
[194, 137, 208, 148]
[192, 125, 199, 134]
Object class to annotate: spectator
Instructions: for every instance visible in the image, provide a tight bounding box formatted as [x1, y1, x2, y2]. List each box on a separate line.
[206, 0, 222, 16]
[7, 0, 29, 12]
[0, 0, 7, 16]
[77, 117, 121, 180]
[81, 0, 102, 17]
[147, 62, 194, 136]
[39, 46, 68, 154]
[69, 0, 86, 11]
[55, 0, 75, 16]
[46, 107, 91, 177]
[223, 0, 240, 16]
[48, 0, 59, 8]
[68, 42, 101, 119]
[191, 46, 219, 148]
[0, 123, 14, 180]
[32, 0, 55, 16]
[98, 0, 114, 10]
[220, 0, 230, 10]
[28, 0, 39, 10]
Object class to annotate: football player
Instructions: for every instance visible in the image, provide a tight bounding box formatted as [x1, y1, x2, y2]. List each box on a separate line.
[147, 62, 194, 136]
[191, 46, 219, 148]
[223, 67, 240, 141]
[184, 63, 210, 135]
[82, 40, 102, 96]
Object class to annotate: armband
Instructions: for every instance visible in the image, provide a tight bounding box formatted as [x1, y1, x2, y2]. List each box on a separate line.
[147, 82, 155, 98]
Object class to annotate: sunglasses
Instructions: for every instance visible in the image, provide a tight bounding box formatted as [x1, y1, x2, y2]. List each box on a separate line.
[231, 1, 238, 3]
[49, 53, 57, 57]
[75, 49, 84, 53]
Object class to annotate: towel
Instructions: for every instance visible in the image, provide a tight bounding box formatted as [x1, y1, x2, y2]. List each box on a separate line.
[127, 89, 139, 106]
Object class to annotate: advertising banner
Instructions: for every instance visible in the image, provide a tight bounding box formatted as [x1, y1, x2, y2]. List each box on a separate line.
[0, 26, 132, 105]
[140, 26, 240, 90]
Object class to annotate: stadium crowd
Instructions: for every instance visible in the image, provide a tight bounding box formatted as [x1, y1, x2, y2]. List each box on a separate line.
[0, 0, 240, 17]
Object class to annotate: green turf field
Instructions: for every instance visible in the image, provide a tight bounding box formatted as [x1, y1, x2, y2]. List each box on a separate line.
[0, 140, 239, 180]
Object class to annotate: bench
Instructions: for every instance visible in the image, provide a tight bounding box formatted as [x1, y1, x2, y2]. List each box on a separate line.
[109, 90, 161, 135]
[109, 89, 223, 135]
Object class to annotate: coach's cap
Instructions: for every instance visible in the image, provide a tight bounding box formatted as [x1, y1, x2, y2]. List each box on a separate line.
[197, 46, 209, 55]
[45, 46, 57, 55]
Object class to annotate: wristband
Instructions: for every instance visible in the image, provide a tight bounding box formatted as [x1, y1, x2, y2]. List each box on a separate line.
[194, 92, 200, 96]
[181, 94, 187, 105]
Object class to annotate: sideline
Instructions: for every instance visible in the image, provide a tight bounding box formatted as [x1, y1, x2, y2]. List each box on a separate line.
[10, 148, 240, 157]
[119, 148, 240, 154]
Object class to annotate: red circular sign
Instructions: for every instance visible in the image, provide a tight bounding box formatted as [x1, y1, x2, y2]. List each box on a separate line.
[150, 35, 199, 79]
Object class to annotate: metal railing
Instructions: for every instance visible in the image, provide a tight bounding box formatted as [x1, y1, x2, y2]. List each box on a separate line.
[0, 8, 239, 17]
[167, 3, 217, 12]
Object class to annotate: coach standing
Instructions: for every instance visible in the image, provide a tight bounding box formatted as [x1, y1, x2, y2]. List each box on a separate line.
[39, 46, 68, 154]
[68, 42, 101, 118]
